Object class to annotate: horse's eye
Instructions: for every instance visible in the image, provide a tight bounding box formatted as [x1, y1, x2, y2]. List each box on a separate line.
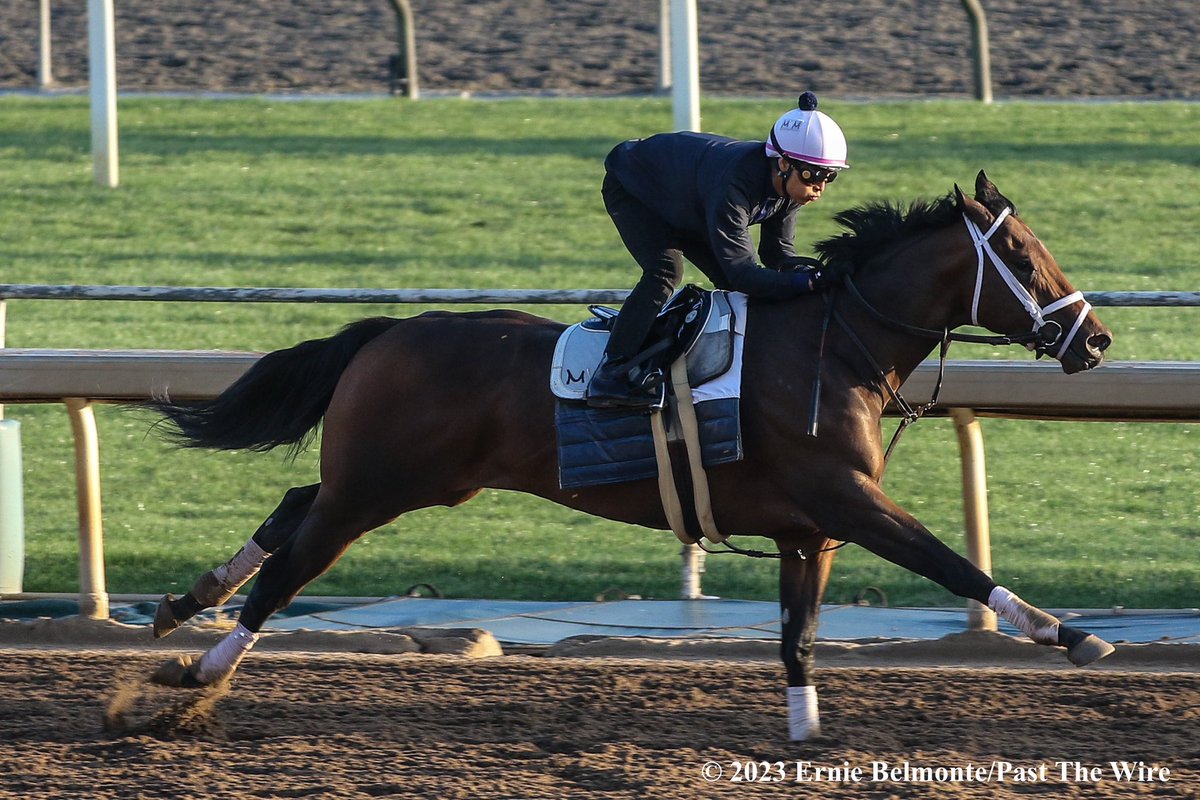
[1004, 239, 1036, 277]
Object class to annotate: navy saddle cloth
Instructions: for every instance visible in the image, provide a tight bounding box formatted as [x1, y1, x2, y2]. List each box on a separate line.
[551, 287, 745, 489]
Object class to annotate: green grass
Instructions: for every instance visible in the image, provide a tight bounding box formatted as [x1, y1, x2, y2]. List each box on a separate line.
[2, 96, 1198, 608]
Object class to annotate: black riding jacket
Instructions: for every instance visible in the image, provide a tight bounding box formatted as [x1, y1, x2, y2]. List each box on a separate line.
[604, 132, 803, 298]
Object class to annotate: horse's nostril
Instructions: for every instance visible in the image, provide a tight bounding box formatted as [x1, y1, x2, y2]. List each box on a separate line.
[1089, 333, 1112, 353]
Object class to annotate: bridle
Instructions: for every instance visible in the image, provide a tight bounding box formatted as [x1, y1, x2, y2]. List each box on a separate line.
[965, 207, 1093, 361]
[820, 206, 1095, 470]
[844, 207, 1092, 360]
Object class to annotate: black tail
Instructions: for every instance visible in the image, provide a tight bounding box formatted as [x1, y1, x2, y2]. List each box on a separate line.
[145, 317, 402, 453]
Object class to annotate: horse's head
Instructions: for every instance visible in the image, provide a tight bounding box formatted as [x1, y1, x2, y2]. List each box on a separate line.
[955, 171, 1111, 374]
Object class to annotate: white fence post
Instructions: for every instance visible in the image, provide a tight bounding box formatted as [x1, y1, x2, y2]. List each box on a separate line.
[658, 0, 672, 92]
[0, 421, 24, 595]
[670, 0, 700, 133]
[38, 0, 54, 89]
[87, 0, 119, 187]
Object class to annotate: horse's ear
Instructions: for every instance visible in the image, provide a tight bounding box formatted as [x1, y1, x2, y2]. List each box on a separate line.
[974, 170, 1017, 216]
[954, 183, 967, 211]
[956, 181, 993, 225]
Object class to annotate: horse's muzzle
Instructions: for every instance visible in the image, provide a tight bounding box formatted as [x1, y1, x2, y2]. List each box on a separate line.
[1060, 330, 1112, 374]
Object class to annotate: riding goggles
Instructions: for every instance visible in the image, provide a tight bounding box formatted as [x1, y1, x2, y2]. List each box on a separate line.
[793, 163, 840, 185]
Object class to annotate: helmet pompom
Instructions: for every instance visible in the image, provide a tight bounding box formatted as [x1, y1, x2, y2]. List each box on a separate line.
[797, 91, 819, 111]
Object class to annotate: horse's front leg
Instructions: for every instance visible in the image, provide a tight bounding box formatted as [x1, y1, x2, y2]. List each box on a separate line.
[153, 484, 320, 638]
[779, 543, 836, 741]
[818, 477, 1114, 666]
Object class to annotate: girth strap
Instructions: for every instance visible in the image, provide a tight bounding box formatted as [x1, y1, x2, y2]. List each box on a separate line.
[649, 356, 727, 545]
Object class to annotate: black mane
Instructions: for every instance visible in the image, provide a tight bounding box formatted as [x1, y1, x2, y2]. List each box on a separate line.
[814, 194, 960, 272]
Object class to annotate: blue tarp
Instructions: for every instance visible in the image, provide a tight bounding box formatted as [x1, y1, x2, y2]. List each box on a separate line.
[268, 598, 1200, 646]
[4, 597, 1198, 646]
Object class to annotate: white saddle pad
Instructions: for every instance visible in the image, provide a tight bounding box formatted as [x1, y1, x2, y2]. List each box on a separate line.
[550, 292, 747, 402]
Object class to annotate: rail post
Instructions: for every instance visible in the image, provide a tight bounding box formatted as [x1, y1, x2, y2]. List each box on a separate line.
[680, 543, 706, 599]
[387, 0, 419, 99]
[38, 0, 54, 88]
[64, 398, 108, 619]
[960, 0, 993, 103]
[657, 0, 672, 92]
[0, 420, 24, 594]
[87, 0, 119, 187]
[0, 298, 6, 420]
[669, 0, 700, 132]
[951, 408, 997, 631]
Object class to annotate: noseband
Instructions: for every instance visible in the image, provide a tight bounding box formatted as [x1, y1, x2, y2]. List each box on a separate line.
[965, 207, 1092, 360]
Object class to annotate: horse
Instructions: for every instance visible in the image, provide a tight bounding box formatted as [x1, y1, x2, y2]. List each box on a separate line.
[144, 172, 1114, 741]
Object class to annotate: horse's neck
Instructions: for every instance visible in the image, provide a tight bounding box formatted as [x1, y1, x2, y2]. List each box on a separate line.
[840, 234, 973, 391]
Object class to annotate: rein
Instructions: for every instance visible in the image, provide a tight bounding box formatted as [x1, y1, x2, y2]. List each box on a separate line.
[840, 276, 1055, 349]
[831, 304, 952, 470]
[697, 536, 847, 561]
[716, 208, 1091, 562]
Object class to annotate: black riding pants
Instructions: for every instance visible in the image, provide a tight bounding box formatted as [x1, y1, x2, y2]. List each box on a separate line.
[601, 173, 721, 360]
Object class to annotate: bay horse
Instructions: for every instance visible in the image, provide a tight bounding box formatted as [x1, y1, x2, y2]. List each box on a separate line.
[146, 172, 1114, 741]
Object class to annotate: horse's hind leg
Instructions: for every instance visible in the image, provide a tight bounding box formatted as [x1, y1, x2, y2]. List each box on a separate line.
[153, 484, 319, 638]
[779, 544, 836, 741]
[152, 488, 402, 688]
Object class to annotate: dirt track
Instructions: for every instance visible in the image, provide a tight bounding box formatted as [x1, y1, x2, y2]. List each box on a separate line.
[0, 644, 1197, 799]
[2, 3, 1198, 797]
[1, 0, 1196, 99]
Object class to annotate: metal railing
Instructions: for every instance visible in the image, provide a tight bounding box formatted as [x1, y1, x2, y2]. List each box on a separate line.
[2, 284, 1198, 306]
[0, 285, 1196, 618]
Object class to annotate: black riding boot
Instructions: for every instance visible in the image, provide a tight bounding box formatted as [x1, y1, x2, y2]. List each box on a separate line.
[586, 356, 663, 408]
[586, 291, 665, 408]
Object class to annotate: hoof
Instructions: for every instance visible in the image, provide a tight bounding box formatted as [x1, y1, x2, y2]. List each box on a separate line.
[152, 594, 183, 639]
[150, 655, 207, 689]
[1067, 634, 1115, 666]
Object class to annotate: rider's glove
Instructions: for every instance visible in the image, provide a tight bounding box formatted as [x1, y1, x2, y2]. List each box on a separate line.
[780, 256, 839, 294]
[790, 266, 837, 294]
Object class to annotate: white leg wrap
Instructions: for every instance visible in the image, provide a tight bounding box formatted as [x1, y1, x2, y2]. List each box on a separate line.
[194, 623, 260, 684]
[212, 539, 269, 590]
[787, 685, 820, 741]
[988, 586, 1060, 645]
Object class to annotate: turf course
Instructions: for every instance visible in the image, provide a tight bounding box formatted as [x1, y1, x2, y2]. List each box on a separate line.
[2, 96, 1197, 607]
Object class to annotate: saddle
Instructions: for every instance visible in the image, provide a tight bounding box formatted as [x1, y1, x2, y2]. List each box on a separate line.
[552, 288, 747, 544]
[550, 285, 737, 402]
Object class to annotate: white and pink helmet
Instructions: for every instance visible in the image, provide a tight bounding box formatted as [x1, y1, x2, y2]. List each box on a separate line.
[765, 92, 849, 170]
